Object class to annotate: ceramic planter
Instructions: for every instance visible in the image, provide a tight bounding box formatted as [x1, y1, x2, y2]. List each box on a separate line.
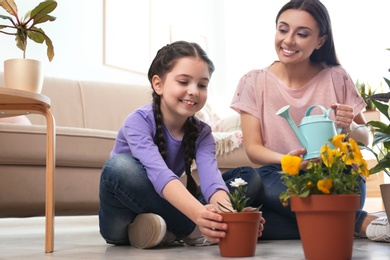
[4, 58, 44, 93]
[290, 195, 360, 260]
[218, 211, 261, 257]
[380, 183, 390, 218]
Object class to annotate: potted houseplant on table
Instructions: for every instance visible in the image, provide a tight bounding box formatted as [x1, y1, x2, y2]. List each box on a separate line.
[0, 0, 57, 93]
[280, 134, 370, 260]
[217, 178, 262, 257]
[362, 75, 390, 220]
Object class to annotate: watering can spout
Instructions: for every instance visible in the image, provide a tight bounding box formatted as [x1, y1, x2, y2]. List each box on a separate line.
[276, 105, 308, 148]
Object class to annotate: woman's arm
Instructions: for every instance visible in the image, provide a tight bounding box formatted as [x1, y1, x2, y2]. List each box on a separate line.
[241, 111, 285, 165]
[347, 112, 370, 146]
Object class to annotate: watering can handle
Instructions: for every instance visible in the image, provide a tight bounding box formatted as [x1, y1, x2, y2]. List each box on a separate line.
[327, 107, 343, 134]
[306, 105, 342, 134]
[305, 105, 328, 117]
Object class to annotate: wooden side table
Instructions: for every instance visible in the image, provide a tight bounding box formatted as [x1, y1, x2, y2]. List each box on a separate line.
[0, 88, 56, 253]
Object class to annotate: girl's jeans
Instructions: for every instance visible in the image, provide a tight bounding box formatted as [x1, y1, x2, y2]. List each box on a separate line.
[257, 164, 367, 240]
[98, 153, 262, 245]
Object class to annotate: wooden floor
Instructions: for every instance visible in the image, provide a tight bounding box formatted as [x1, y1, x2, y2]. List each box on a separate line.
[0, 213, 389, 260]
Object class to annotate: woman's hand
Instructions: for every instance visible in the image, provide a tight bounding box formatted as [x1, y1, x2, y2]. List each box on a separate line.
[243, 207, 265, 237]
[288, 148, 310, 169]
[331, 103, 354, 132]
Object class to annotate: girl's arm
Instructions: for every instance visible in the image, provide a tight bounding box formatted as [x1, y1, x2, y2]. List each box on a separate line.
[162, 179, 228, 242]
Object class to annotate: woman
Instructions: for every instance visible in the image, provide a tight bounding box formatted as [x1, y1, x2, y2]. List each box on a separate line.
[231, 0, 389, 242]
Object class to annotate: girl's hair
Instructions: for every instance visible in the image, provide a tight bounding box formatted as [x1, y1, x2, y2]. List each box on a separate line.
[148, 41, 215, 176]
[276, 0, 340, 66]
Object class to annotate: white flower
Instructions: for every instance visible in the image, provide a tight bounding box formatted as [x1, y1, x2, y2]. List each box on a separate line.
[230, 178, 248, 188]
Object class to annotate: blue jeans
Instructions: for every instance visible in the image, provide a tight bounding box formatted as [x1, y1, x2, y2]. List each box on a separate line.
[256, 164, 367, 240]
[99, 153, 261, 245]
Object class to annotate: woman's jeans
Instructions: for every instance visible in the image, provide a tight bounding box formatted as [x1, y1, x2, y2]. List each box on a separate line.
[99, 153, 262, 245]
[257, 164, 367, 240]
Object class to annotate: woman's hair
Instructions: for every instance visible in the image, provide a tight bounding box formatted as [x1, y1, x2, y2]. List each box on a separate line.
[148, 41, 215, 175]
[276, 0, 340, 66]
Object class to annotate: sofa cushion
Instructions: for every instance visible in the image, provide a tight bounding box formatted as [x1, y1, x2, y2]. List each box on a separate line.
[78, 81, 152, 131]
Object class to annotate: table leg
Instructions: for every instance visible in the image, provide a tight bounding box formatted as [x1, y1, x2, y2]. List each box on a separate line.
[43, 108, 56, 253]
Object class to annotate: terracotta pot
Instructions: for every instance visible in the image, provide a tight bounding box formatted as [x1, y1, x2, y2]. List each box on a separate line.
[4, 58, 44, 93]
[290, 195, 360, 260]
[218, 211, 261, 257]
[380, 183, 390, 219]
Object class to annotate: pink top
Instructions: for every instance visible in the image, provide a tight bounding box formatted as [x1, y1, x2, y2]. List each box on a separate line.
[230, 63, 366, 155]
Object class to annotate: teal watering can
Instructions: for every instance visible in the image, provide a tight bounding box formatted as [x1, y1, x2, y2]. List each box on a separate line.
[276, 105, 342, 160]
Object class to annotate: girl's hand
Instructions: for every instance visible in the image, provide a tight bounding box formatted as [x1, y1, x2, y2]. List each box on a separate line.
[331, 103, 354, 132]
[196, 204, 228, 243]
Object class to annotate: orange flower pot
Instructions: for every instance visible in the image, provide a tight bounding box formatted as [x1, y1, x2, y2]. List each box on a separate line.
[290, 195, 360, 260]
[218, 211, 261, 257]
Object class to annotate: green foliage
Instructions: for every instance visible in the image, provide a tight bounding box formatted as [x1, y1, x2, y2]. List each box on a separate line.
[356, 80, 377, 110]
[0, 0, 57, 61]
[218, 178, 260, 213]
[362, 57, 390, 177]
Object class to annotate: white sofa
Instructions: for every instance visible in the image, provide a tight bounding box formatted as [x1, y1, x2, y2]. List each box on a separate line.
[0, 73, 256, 217]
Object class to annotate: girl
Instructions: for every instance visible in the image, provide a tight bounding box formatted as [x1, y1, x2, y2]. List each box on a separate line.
[231, 0, 389, 242]
[99, 41, 264, 249]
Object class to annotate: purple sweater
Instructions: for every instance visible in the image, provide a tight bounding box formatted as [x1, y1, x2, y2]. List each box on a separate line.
[111, 103, 228, 202]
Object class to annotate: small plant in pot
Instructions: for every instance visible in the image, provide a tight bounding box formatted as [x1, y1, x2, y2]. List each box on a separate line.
[0, 0, 57, 93]
[217, 178, 262, 257]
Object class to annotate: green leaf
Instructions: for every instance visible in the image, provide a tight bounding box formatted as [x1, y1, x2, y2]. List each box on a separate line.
[27, 27, 44, 43]
[372, 131, 390, 146]
[366, 120, 388, 131]
[30, 0, 57, 17]
[370, 157, 390, 174]
[368, 97, 390, 121]
[31, 13, 56, 25]
[384, 77, 390, 90]
[0, 14, 13, 23]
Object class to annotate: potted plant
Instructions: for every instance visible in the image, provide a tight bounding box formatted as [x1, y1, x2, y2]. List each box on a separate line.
[362, 75, 390, 220]
[0, 0, 57, 93]
[279, 134, 371, 260]
[356, 80, 377, 111]
[217, 178, 261, 257]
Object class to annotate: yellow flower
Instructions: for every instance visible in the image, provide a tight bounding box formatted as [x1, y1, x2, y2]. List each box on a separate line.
[357, 160, 370, 177]
[332, 134, 347, 153]
[281, 155, 302, 175]
[349, 138, 364, 164]
[279, 135, 371, 205]
[320, 144, 337, 167]
[317, 179, 333, 194]
[306, 181, 314, 188]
